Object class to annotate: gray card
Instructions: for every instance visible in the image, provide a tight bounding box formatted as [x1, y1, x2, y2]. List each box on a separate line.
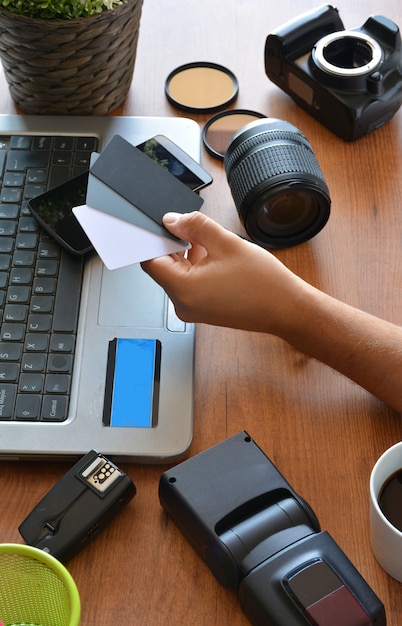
[89, 134, 204, 227]
[87, 154, 183, 243]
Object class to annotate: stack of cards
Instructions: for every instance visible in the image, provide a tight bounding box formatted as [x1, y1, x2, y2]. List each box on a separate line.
[73, 135, 205, 270]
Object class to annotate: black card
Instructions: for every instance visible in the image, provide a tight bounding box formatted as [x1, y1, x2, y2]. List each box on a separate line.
[89, 134, 204, 226]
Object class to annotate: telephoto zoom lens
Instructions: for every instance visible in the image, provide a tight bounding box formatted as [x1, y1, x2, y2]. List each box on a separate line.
[224, 118, 331, 248]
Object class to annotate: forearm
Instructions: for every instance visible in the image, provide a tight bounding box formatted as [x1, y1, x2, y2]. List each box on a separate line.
[142, 212, 402, 412]
[275, 278, 402, 413]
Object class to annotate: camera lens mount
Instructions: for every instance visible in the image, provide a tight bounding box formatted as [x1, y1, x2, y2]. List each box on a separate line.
[224, 118, 331, 249]
[312, 31, 383, 84]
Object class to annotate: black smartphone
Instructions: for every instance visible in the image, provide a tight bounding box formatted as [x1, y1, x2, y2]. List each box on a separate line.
[28, 171, 93, 256]
[136, 134, 213, 191]
[28, 135, 212, 255]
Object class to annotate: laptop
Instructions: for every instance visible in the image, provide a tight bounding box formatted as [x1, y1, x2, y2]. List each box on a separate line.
[0, 113, 200, 462]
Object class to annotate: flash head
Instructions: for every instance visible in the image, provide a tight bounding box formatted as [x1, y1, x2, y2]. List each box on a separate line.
[159, 432, 386, 626]
[224, 118, 331, 249]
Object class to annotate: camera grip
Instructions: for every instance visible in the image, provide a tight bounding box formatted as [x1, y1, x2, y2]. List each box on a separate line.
[266, 5, 343, 62]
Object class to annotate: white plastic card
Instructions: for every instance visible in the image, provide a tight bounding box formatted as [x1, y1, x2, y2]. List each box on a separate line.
[73, 204, 190, 270]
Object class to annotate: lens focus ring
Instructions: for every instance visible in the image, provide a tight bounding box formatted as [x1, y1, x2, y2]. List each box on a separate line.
[226, 131, 326, 212]
[225, 129, 311, 172]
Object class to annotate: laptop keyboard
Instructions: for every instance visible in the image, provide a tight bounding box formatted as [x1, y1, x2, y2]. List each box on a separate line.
[0, 134, 98, 422]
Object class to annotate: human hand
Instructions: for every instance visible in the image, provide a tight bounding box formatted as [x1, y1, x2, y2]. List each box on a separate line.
[142, 211, 402, 412]
[141, 212, 302, 333]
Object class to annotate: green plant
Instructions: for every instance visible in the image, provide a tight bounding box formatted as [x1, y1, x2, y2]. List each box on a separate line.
[0, 0, 127, 19]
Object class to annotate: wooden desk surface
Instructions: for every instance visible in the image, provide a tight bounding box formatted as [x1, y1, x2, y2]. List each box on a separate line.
[1, 0, 402, 624]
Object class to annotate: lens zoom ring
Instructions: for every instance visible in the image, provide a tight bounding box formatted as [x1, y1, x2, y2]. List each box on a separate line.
[225, 130, 312, 173]
[228, 144, 325, 209]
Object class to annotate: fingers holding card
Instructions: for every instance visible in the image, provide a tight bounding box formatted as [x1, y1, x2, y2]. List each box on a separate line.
[73, 134, 208, 270]
[73, 205, 190, 270]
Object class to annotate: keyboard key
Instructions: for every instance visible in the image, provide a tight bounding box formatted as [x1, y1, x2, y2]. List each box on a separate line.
[15, 393, 41, 419]
[0, 383, 16, 418]
[16, 232, 39, 249]
[0, 254, 11, 270]
[52, 252, 83, 332]
[0, 220, 17, 236]
[42, 395, 68, 421]
[3, 172, 24, 186]
[19, 373, 44, 393]
[50, 334, 75, 353]
[0, 188, 22, 203]
[10, 136, 31, 149]
[30, 295, 53, 313]
[22, 353, 46, 372]
[52, 151, 73, 166]
[38, 241, 61, 259]
[48, 166, 71, 189]
[54, 137, 74, 151]
[6, 149, 49, 171]
[36, 259, 59, 276]
[20, 201, 32, 216]
[24, 333, 49, 351]
[76, 137, 97, 151]
[33, 277, 56, 294]
[0, 204, 19, 218]
[0, 149, 6, 177]
[74, 151, 92, 167]
[10, 267, 34, 285]
[45, 374, 70, 394]
[48, 353, 72, 372]
[0, 238, 14, 253]
[4, 304, 28, 322]
[7, 286, 31, 303]
[31, 136, 51, 150]
[0, 362, 19, 381]
[26, 168, 47, 184]
[19, 216, 39, 232]
[13, 250, 35, 266]
[1, 323, 25, 341]
[0, 342, 23, 361]
[27, 314, 51, 332]
[24, 183, 46, 199]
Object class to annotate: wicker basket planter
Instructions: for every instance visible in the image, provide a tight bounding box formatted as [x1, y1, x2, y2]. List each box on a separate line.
[0, 0, 143, 115]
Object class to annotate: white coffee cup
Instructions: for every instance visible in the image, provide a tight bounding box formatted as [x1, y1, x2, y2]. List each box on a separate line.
[370, 441, 402, 582]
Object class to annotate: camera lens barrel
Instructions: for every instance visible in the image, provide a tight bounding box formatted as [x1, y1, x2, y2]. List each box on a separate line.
[224, 118, 331, 248]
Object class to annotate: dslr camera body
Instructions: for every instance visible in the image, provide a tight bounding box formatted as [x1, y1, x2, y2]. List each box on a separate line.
[160, 432, 385, 626]
[265, 4, 402, 140]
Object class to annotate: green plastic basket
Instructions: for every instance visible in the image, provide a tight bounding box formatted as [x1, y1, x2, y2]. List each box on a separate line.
[0, 544, 80, 626]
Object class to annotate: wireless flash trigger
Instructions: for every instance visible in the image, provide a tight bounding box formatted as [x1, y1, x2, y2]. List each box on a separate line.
[159, 432, 385, 626]
[19, 450, 136, 562]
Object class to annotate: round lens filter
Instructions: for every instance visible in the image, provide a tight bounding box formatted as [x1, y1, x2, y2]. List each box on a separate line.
[202, 109, 267, 159]
[165, 62, 239, 113]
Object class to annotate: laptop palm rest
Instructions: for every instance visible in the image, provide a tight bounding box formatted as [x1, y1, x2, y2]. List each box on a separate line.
[98, 264, 165, 328]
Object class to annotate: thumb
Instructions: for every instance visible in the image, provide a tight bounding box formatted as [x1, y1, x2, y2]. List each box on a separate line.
[163, 211, 233, 254]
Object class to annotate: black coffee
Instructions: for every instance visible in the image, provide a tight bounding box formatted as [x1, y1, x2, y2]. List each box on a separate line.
[378, 469, 402, 532]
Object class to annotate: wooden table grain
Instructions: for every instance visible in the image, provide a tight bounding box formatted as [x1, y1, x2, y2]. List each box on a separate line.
[1, 1, 402, 624]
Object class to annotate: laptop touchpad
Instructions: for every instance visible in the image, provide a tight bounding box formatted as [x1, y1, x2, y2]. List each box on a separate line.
[98, 264, 165, 328]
